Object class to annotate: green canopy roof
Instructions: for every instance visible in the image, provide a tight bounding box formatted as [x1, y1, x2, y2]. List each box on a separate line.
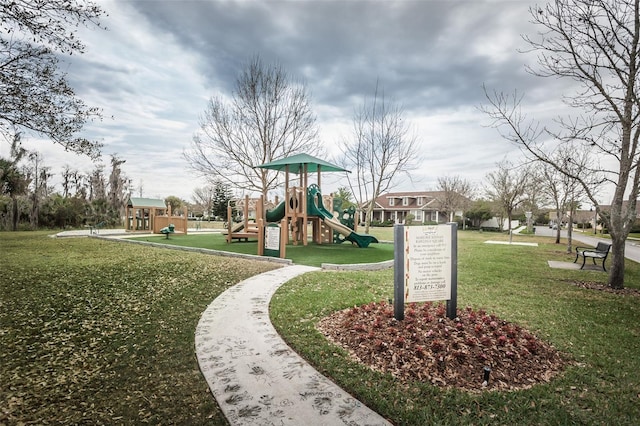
[127, 197, 166, 208]
[256, 153, 349, 174]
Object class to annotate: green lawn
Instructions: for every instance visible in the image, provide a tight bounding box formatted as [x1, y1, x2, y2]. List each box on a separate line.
[271, 231, 640, 425]
[2, 230, 640, 424]
[1, 231, 279, 425]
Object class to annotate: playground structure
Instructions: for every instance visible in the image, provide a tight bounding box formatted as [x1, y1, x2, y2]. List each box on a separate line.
[126, 197, 188, 235]
[224, 195, 263, 242]
[224, 153, 378, 256]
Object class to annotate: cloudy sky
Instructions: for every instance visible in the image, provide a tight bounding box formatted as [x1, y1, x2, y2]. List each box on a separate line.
[13, 0, 579, 203]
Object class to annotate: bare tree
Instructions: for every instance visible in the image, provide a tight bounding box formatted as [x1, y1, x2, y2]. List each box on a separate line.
[136, 180, 144, 198]
[340, 84, 420, 233]
[192, 185, 215, 218]
[0, 0, 105, 158]
[484, 160, 531, 241]
[436, 175, 475, 229]
[537, 147, 595, 249]
[482, 0, 638, 288]
[185, 56, 320, 198]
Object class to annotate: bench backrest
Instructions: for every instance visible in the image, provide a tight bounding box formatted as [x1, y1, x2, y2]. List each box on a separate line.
[595, 242, 611, 253]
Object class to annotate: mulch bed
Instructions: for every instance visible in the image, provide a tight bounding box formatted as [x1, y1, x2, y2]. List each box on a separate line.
[318, 301, 568, 393]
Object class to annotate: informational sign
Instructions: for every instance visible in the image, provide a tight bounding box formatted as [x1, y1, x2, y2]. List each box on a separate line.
[264, 224, 280, 257]
[393, 223, 457, 320]
[404, 225, 452, 302]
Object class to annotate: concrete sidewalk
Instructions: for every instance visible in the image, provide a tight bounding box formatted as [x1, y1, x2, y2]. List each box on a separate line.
[195, 265, 391, 426]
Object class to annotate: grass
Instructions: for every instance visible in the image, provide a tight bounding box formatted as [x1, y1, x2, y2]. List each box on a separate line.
[130, 232, 395, 267]
[1, 231, 278, 425]
[271, 231, 640, 425]
[3, 229, 640, 424]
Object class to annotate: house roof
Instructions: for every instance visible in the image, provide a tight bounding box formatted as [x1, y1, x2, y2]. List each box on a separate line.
[255, 153, 349, 174]
[596, 201, 640, 217]
[366, 191, 448, 211]
[127, 197, 166, 208]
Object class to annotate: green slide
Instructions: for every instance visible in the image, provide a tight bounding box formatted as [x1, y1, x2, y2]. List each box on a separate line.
[265, 200, 286, 223]
[306, 185, 378, 248]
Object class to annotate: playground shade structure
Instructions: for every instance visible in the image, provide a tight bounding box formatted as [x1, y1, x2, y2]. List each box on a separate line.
[254, 152, 378, 248]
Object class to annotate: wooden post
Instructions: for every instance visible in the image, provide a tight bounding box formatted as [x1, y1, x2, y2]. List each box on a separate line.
[291, 186, 298, 245]
[258, 194, 264, 223]
[302, 163, 308, 245]
[285, 165, 290, 216]
[226, 204, 232, 243]
[280, 218, 287, 259]
[243, 194, 249, 232]
[257, 218, 264, 256]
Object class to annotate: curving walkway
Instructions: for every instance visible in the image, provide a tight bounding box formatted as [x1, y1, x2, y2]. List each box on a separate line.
[195, 265, 391, 426]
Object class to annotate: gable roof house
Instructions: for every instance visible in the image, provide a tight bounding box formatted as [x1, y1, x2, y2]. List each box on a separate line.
[550, 200, 639, 230]
[361, 191, 465, 225]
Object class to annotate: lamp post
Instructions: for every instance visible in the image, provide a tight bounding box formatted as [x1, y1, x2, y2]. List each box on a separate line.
[525, 211, 532, 233]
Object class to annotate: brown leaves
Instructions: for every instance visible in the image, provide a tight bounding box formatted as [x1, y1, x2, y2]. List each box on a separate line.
[318, 301, 568, 392]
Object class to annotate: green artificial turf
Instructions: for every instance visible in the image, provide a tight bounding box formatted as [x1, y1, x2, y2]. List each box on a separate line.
[129, 232, 395, 267]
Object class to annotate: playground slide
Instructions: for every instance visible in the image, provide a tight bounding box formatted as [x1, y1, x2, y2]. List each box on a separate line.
[306, 187, 378, 248]
[265, 200, 286, 223]
[321, 213, 379, 248]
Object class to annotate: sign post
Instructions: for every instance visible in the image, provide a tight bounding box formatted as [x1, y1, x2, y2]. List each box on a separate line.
[264, 223, 281, 258]
[394, 223, 458, 320]
[393, 225, 406, 320]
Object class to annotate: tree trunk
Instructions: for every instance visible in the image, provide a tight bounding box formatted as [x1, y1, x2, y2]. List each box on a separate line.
[364, 203, 374, 234]
[11, 196, 19, 231]
[566, 212, 573, 254]
[608, 234, 626, 289]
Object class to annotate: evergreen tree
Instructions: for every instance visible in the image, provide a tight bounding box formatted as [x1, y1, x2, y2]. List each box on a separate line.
[212, 181, 234, 220]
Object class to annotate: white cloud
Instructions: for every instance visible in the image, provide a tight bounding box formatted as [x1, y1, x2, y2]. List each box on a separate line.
[9, 0, 612, 204]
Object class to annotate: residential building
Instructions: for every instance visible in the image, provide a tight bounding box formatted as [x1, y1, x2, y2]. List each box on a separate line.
[360, 191, 466, 225]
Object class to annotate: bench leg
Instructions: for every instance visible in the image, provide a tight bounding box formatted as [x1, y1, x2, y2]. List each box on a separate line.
[581, 256, 587, 270]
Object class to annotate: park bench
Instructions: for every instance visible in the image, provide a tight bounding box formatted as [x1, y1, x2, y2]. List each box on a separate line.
[160, 224, 175, 239]
[86, 221, 106, 234]
[574, 242, 611, 271]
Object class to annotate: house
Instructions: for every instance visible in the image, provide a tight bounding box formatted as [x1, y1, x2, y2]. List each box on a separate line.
[595, 201, 640, 221]
[360, 191, 466, 225]
[550, 201, 639, 230]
